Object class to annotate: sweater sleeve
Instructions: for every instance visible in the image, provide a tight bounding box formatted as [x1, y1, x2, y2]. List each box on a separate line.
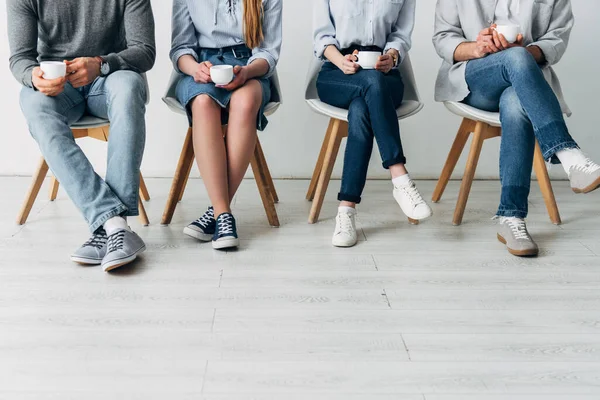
[7, 0, 39, 88]
[102, 0, 157, 74]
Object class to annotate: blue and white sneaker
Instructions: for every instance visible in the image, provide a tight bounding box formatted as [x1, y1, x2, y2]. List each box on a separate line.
[183, 206, 216, 241]
[212, 212, 239, 250]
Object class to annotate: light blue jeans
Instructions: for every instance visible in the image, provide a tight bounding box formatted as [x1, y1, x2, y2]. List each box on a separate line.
[19, 71, 147, 232]
[463, 47, 578, 218]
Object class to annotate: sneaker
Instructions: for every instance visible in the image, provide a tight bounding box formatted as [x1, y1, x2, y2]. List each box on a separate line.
[496, 217, 539, 257]
[569, 159, 600, 194]
[393, 180, 433, 220]
[101, 229, 146, 272]
[212, 213, 239, 250]
[70, 228, 108, 265]
[332, 209, 358, 248]
[183, 206, 216, 241]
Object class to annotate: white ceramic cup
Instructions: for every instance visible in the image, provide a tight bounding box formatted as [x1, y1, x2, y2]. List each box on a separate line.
[210, 65, 234, 85]
[494, 25, 520, 43]
[354, 51, 381, 70]
[40, 61, 67, 80]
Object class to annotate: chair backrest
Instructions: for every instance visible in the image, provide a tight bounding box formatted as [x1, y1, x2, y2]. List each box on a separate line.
[163, 69, 283, 114]
[304, 53, 421, 104]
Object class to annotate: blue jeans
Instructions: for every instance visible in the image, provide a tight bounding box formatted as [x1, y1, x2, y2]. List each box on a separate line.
[463, 47, 578, 218]
[19, 71, 147, 232]
[317, 63, 405, 204]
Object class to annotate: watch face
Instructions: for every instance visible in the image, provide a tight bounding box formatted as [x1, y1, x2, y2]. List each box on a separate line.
[101, 62, 110, 75]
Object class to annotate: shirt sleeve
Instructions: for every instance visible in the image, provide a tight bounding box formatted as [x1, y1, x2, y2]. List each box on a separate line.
[7, 0, 39, 88]
[384, 0, 416, 67]
[528, 0, 574, 67]
[432, 0, 468, 65]
[170, 0, 199, 73]
[102, 0, 156, 74]
[313, 0, 339, 59]
[248, 0, 283, 78]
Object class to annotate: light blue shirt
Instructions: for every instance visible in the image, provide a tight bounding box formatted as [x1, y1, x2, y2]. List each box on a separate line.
[170, 0, 282, 77]
[313, 0, 416, 65]
[495, 0, 521, 25]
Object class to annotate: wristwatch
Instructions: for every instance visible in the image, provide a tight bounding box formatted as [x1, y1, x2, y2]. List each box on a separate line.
[96, 56, 110, 77]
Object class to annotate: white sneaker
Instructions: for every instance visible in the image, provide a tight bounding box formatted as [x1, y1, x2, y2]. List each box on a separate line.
[393, 180, 433, 220]
[332, 210, 358, 248]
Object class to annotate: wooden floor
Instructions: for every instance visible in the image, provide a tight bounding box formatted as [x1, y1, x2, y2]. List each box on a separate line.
[1, 177, 600, 399]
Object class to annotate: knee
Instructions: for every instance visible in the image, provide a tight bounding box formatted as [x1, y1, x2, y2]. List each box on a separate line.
[106, 71, 146, 107]
[191, 94, 220, 116]
[362, 71, 387, 93]
[229, 81, 262, 117]
[503, 47, 537, 74]
[499, 88, 527, 121]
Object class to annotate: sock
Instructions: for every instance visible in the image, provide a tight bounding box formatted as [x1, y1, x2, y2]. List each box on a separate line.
[392, 174, 411, 187]
[555, 148, 589, 175]
[338, 206, 356, 215]
[103, 216, 130, 236]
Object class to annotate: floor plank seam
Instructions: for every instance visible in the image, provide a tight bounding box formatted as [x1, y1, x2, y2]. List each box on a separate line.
[218, 269, 224, 288]
[381, 289, 392, 309]
[400, 334, 412, 361]
[371, 254, 379, 271]
[210, 309, 216, 333]
[579, 241, 598, 256]
[200, 360, 209, 394]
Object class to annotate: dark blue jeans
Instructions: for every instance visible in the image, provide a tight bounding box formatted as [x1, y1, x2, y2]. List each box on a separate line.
[317, 62, 405, 204]
[463, 47, 578, 218]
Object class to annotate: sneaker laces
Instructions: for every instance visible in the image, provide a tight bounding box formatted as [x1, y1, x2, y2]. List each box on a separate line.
[83, 230, 107, 249]
[572, 158, 600, 174]
[194, 207, 215, 229]
[217, 214, 234, 236]
[336, 212, 354, 234]
[107, 230, 126, 252]
[497, 217, 530, 240]
[402, 182, 426, 207]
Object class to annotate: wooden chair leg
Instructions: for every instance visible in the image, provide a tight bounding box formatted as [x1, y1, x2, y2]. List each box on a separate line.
[533, 141, 562, 225]
[307, 119, 335, 201]
[432, 118, 474, 203]
[453, 121, 487, 226]
[255, 138, 278, 203]
[17, 157, 50, 225]
[178, 154, 194, 202]
[251, 143, 280, 227]
[49, 176, 60, 201]
[139, 173, 150, 201]
[162, 127, 195, 225]
[138, 197, 150, 226]
[308, 119, 345, 224]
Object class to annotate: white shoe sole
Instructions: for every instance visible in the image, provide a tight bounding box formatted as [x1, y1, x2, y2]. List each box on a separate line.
[102, 246, 146, 272]
[183, 226, 213, 242]
[332, 239, 357, 248]
[70, 256, 102, 265]
[212, 237, 239, 250]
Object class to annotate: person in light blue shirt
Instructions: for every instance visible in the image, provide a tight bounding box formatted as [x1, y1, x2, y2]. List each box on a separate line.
[313, 0, 432, 248]
[170, 0, 282, 250]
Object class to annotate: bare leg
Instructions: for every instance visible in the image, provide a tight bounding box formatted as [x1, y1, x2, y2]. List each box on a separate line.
[389, 164, 408, 179]
[191, 95, 230, 217]
[225, 80, 262, 202]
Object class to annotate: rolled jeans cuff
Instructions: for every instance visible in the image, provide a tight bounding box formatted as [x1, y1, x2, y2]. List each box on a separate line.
[382, 156, 407, 169]
[90, 204, 128, 233]
[496, 209, 528, 219]
[338, 192, 362, 204]
[544, 141, 580, 165]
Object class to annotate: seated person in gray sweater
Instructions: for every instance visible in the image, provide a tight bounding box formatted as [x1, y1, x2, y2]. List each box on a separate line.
[7, 0, 156, 271]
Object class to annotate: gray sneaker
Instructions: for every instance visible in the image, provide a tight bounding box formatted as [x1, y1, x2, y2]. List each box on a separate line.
[101, 229, 146, 272]
[496, 217, 539, 257]
[569, 160, 600, 193]
[70, 228, 108, 265]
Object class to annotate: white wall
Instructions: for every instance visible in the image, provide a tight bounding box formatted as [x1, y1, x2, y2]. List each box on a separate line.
[0, 0, 598, 179]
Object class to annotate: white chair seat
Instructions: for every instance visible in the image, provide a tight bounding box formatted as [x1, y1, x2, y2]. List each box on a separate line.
[444, 101, 501, 127]
[306, 98, 422, 122]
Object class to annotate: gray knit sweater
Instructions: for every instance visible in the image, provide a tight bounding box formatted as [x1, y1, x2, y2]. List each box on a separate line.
[7, 0, 156, 88]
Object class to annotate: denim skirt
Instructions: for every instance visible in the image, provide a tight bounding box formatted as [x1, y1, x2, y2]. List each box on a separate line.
[176, 45, 272, 131]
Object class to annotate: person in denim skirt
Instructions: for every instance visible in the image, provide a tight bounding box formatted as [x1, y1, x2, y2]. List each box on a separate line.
[170, 0, 282, 250]
[314, 0, 432, 248]
[433, 0, 600, 257]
